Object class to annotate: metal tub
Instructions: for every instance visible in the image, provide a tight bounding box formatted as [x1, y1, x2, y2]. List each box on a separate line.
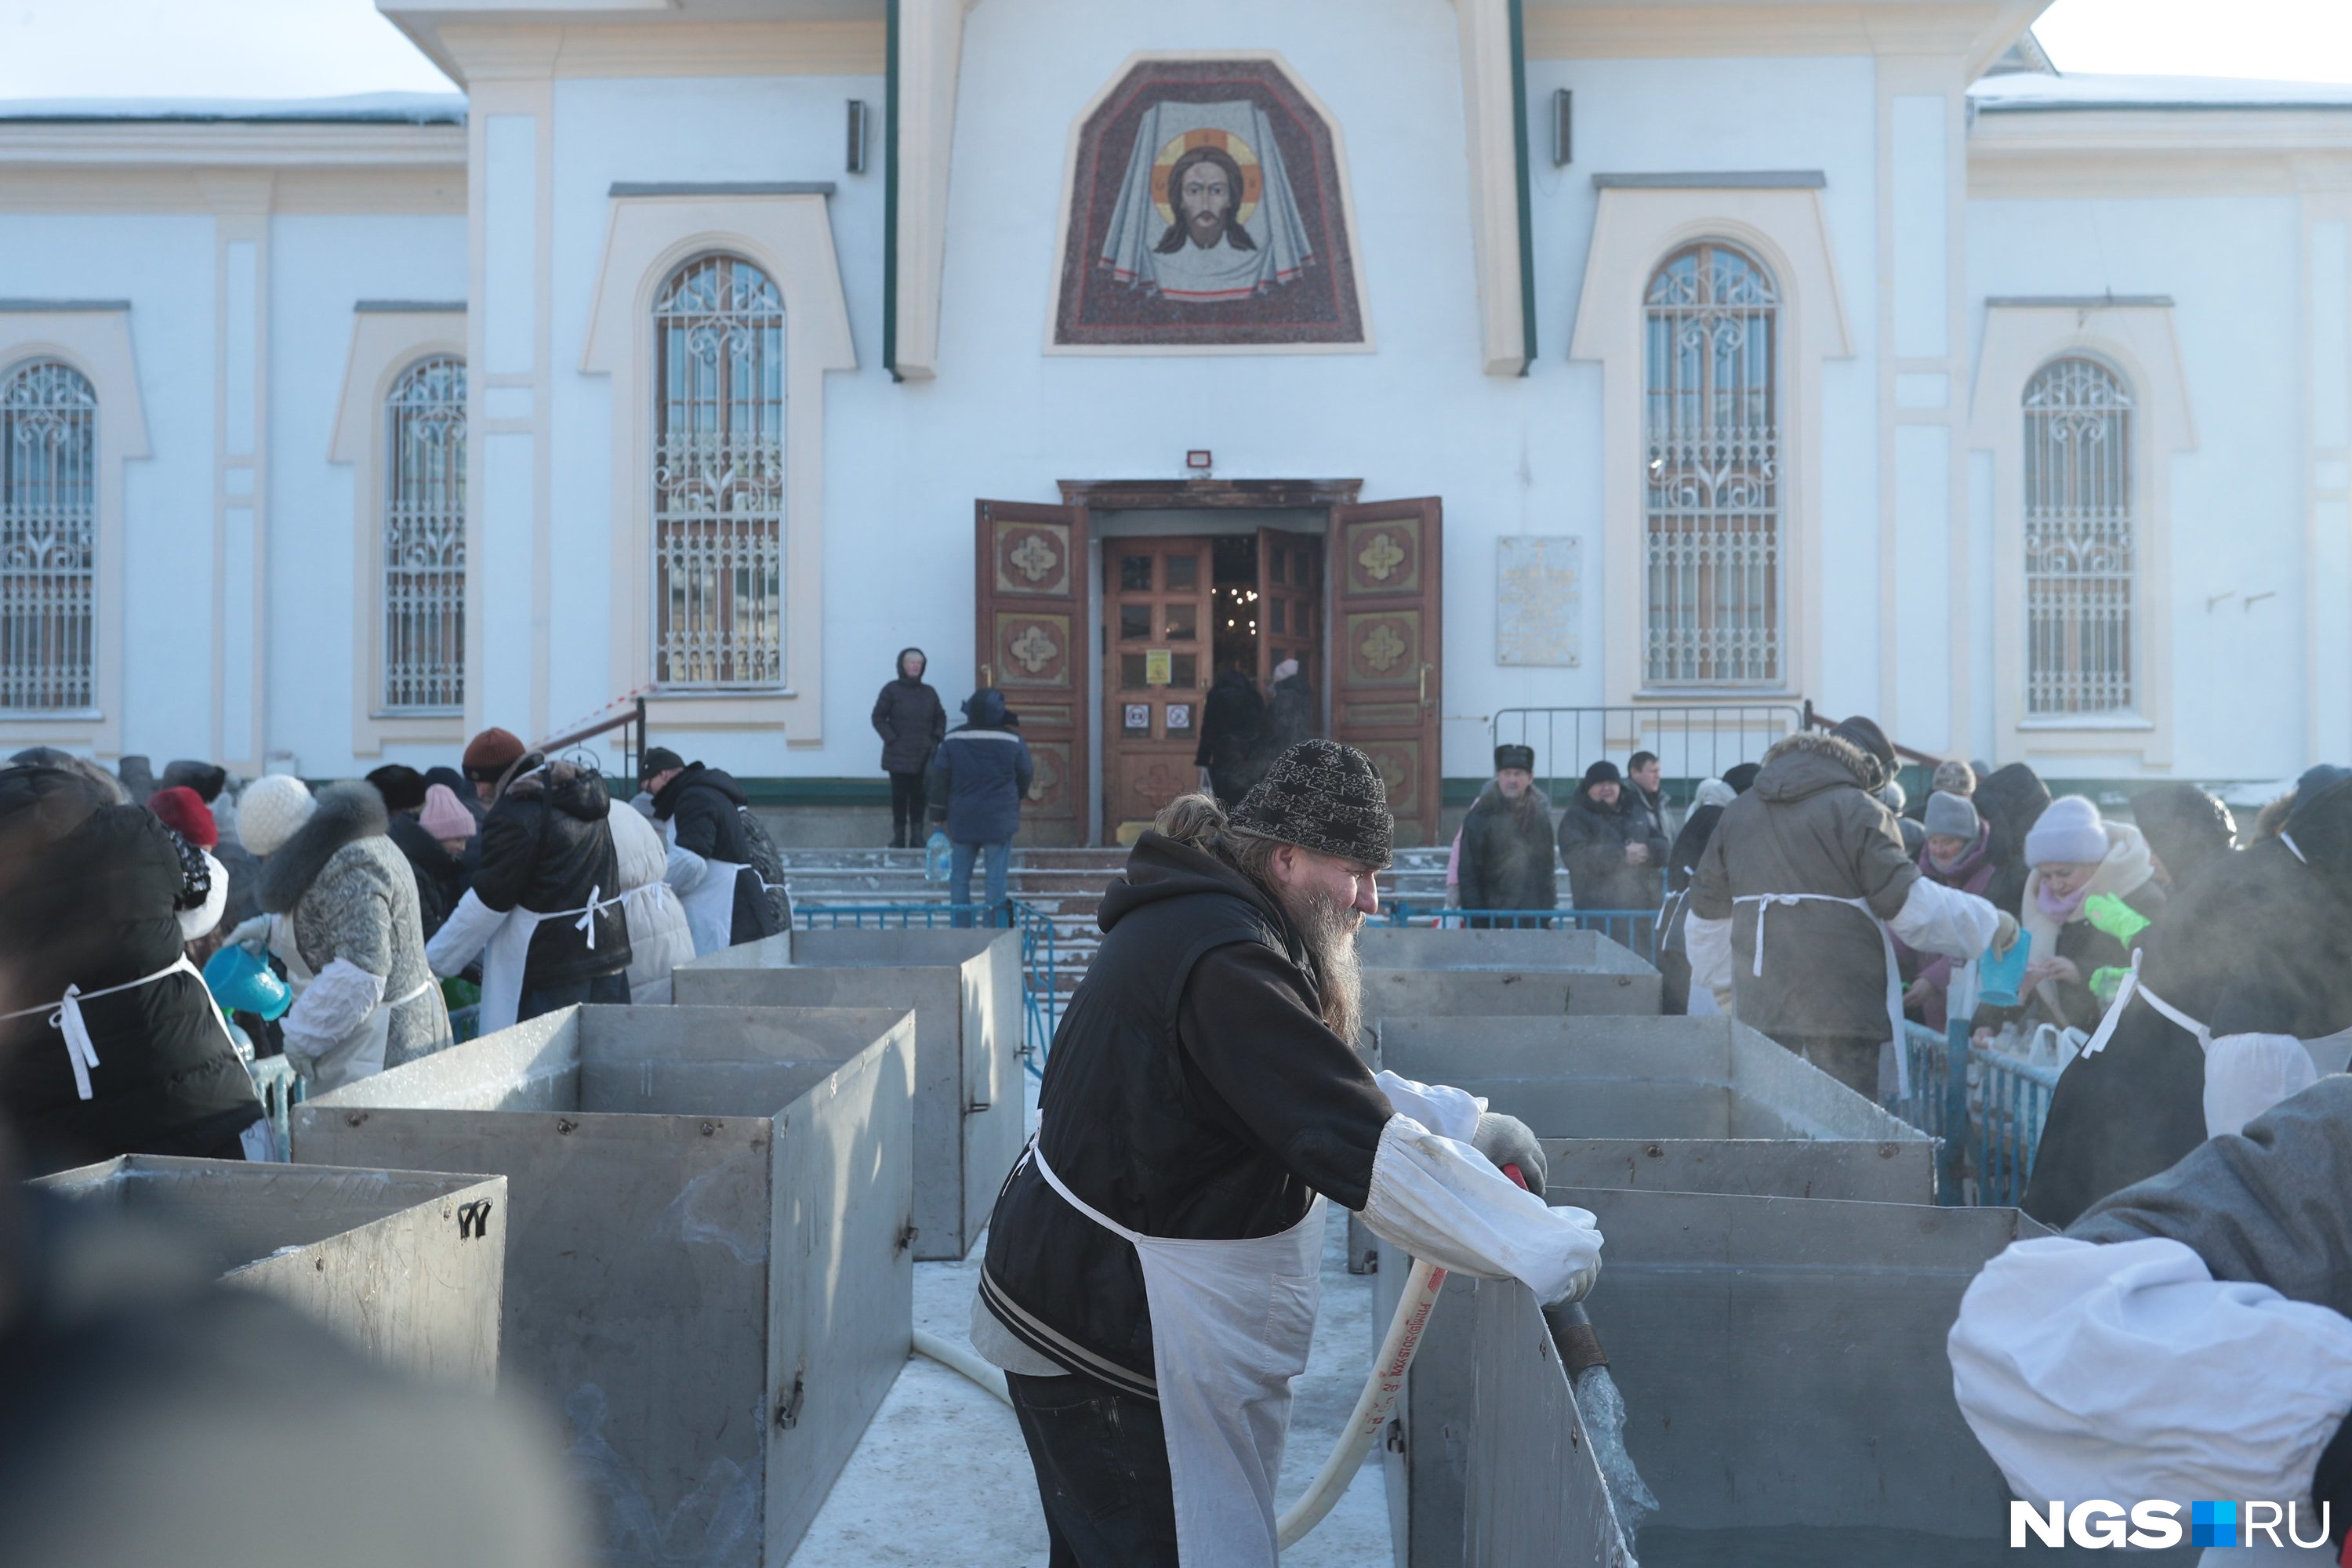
[1356, 927, 1661, 1019]
[670, 927, 1022, 1261]
[34, 1154, 504, 1389]
[293, 1004, 917, 1568]
[1376, 1014, 1936, 1567]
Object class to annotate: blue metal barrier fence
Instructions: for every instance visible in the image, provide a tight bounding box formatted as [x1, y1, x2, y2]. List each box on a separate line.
[794, 901, 1059, 1080]
[1894, 1022, 2060, 1207]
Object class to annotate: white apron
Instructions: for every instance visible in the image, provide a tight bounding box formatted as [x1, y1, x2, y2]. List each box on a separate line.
[679, 858, 752, 956]
[1030, 1144, 1323, 1568]
[1736, 891, 1910, 1098]
[476, 887, 621, 1035]
[270, 914, 432, 1093]
[0, 952, 275, 1160]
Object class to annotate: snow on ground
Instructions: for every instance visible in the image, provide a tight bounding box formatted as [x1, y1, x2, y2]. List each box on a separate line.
[788, 1207, 1392, 1567]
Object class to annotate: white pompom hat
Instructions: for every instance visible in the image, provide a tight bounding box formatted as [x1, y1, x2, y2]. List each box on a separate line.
[234, 774, 316, 857]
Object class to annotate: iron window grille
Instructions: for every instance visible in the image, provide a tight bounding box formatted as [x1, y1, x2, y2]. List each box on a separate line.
[383, 354, 466, 712]
[0, 360, 97, 713]
[652, 252, 786, 690]
[2023, 355, 2135, 717]
[1642, 241, 1783, 688]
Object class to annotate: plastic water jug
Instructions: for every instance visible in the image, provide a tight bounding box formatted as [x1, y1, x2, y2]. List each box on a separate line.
[202, 942, 293, 1022]
[1975, 929, 2032, 1010]
[924, 829, 951, 884]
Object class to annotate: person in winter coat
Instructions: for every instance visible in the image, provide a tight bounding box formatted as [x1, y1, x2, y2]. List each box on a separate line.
[872, 647, 948, 849]
[1972, 761, 2053, 917]
[1260, 656, 1317, 759]
[2132, 782, 2238, 895]
[641, 748, 779, 956]
[238, 779, 451, 1086]
[1658, 775, 1743, 1013]
[1686, 717, 2013, 1097]
[1455, 744, 1558, 925]
[1896, 791, 1998, 1030]
[973, 748, 1601, 1566]
[604, 794, 695, 1004]
[927, 688, 1033, 927]
[426, 728, 632, 1030]
[2020, 765, 2352, 1228]
[1624, 750, 1669, 845]
[1972, 796, 2165, 1039]
[1880, 781, 1926, 859]
[0, 764, 262, 1174]
[423, 764, 486, 829]
[1194, 663, 1267, 806]
[1558, 760, 1668, 920]
[365, 765, 467, 944]
[1952, 1076, 2352, 1543]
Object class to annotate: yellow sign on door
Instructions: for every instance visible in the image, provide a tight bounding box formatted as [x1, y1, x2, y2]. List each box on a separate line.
[1145, 648, 1172, 686]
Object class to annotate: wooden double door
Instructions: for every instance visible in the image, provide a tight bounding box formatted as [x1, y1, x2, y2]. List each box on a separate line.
[975, 495, 1443, 848]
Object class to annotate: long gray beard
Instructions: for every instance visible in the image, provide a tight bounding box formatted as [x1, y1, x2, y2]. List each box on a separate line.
[1283, 884, 1365, 1046]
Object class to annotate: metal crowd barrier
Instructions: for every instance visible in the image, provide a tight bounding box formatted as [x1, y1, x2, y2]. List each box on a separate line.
[1894, 1022, 2060, 1207]
[793, 900, 1058, 1078]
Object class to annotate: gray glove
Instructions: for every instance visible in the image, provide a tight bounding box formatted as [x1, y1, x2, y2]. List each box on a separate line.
[1472, 1111, 1547, 1197]
[227, 913, 273, 954]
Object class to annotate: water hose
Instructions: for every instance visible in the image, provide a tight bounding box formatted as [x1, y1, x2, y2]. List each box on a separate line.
[913, 1327, 1012, 1406]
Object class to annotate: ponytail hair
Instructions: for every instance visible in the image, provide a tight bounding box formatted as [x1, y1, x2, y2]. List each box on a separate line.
[1153, 793, 1228, 851]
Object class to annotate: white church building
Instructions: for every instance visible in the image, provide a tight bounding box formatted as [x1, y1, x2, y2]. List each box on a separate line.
[2, 0, 2349, 845]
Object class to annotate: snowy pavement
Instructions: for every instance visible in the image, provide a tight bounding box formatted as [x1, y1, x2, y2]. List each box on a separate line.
[786, 1203, 1393, 1566]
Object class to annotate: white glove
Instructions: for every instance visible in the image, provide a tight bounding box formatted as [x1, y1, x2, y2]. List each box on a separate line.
[1472, 1112, 1548, 1196]
[1550, 1255, 1601, 1307]
[280, 1040, 318, 1081]
[227, 914, 273, 953]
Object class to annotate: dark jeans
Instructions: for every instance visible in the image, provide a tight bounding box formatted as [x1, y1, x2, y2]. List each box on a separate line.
[888, 770, 929, 847]
[517, 969, 630, 1024]
[1007, 1372, 1178, 1568]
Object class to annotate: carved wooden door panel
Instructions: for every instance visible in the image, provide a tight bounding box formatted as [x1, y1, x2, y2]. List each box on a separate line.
[1101, 538, 1214, 840]
[1330, 498, 1442, 849]
[975, 500, 1088, 846]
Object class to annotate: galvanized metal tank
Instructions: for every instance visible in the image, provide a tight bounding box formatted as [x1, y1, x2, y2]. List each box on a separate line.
[670, 927, 1022, 1261]
[1375, 1014, 1937, 1568]
[1355, 927, 1662, 1019]
[293, 1004, 917, 1568]
[34, 1154, 505, 1389]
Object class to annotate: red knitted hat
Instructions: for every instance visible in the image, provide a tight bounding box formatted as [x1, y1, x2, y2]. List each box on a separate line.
[462, 727, 527, 782]
[147, 785, 217, 848]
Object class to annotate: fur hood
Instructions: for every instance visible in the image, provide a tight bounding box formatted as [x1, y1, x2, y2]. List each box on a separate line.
[1755, 730, 1878, 801]
[259, 781, 389, 913]
[2254, 792, 2295, 844]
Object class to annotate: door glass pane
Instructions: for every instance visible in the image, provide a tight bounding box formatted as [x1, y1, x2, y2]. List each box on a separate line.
[1171, 653, 1198, 688]
[1270, 600, 1286, 635]
[1121, 653, 1149, 688]
[1120, 555, 1153, 592]
[1120, 604, 1151, 641]
[1164, 603, 1196, 640]
[1272, 546, 1287, 584]
[1165, 554, 1199, 590]
[1297, 603, 1311, 637]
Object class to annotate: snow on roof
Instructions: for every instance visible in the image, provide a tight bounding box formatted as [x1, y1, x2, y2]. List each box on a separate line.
[1971, 72, 2352, 113]
[0, 93, 466, 125]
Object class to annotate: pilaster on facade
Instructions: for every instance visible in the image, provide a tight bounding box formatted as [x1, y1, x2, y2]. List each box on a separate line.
[2305, 189, 2352, 764]
[198, 170, 274, 776]
[889, 0, 967, 381]
[1456, 0, 1530, 377]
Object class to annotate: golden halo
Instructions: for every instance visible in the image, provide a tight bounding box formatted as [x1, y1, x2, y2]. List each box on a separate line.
[1150, 127, 1262, 230]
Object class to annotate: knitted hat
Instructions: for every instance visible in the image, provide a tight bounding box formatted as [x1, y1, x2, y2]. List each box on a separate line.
[1694, 778, 1737, 810]
[2024, 794, 2107, 866]
[1494, 743, 1535, 773]
[1581, 759, 1621, 788]
[147, 786, 217, 848]
[462, 727, 527, 782]
[1924, 790, 1980, 840]
[162, 758, 230, 802]
[1831, 716, 1896, 789]
[1229, 739, 1394, 869]
[419, 782, 476, 842]
[236, 774, 316, 858]
[640, 746, 685, 783]
[1723, 761, 1761, 795]
[1878, 780, 1907, 814]
[1931, 759, 1977, 797]
[365, 763, 427, 814]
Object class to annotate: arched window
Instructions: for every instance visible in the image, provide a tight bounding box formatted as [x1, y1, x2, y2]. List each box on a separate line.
[652, 253, 785, 688]
[2023, 356, 2134, 716]
[1642, 241, 1781, 686]
[383, 354, 466, 711]
[0, 360, 97, 712]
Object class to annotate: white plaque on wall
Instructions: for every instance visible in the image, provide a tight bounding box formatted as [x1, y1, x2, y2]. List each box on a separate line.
[1496, 535, 1581, 666]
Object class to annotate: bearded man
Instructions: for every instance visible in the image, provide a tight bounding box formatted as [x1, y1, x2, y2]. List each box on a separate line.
[972, 739, 1604, 1567]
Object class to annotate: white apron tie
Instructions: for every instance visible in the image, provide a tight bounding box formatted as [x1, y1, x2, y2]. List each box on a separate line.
[0, 953, 211, 1102]
[1735, 891, 1910, 1099]
[1028, 1143, 1323, 1568]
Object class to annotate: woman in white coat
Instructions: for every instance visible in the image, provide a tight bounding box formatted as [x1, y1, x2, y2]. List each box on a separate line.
[608, 797, 695, 1004]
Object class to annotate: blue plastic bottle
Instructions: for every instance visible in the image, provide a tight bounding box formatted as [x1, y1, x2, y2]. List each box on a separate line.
[924, 829, 951, 884]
